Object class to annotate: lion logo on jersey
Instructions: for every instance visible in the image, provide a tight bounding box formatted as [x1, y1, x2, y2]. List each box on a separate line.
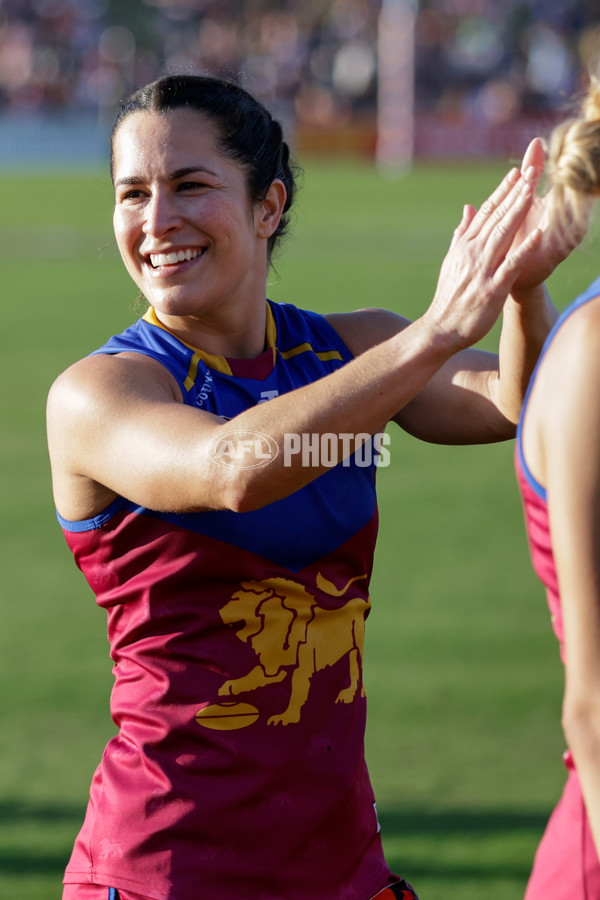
[214, 573, 370, 726]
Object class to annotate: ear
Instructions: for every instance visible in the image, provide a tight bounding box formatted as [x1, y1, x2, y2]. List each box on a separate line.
[256, 179, 287, 240]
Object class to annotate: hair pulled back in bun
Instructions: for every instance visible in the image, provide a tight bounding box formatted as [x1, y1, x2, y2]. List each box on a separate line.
[545, 76, 600, 236]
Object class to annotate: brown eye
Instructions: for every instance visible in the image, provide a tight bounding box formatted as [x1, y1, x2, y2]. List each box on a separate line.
[116, 187, 139, 199]
[178, 181, 206, 191]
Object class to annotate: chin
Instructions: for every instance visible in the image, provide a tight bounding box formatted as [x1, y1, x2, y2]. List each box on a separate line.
[158, 301, 223, 324]
[150, 293, 203, 317]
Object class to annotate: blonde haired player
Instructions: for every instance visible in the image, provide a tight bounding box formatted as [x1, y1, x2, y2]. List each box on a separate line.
[516, 74, 600, 898]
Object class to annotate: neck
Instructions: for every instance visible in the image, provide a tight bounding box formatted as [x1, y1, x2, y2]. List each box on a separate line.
[150, 301, 270, 359]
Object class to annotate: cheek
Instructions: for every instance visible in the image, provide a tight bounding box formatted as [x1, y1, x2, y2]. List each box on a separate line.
[113, 210, 141, 268]
[200, 195, 256, 244]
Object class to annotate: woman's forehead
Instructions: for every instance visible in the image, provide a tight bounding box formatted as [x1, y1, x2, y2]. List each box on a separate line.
[112, 108, 224, 173]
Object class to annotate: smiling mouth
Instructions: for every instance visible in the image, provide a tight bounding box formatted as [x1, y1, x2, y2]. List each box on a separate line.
[149, 248, 205, 268]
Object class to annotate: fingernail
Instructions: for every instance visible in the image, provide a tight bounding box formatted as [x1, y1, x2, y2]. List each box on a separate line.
[524, 165, 539, 181]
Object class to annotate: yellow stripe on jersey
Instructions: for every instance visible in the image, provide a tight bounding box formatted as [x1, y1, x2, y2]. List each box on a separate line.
[279, 343, 343, 362]
[142, 304, 341, 384]
[143, 306, 234, 379]
[183, 353, 202, 391]
[143, 305, 280, 384]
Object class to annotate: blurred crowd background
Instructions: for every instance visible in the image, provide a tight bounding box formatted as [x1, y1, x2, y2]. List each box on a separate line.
[0, 0, 599, 162]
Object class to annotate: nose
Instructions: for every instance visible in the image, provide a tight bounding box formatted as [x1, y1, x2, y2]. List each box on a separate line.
[142, 189, 182, 239]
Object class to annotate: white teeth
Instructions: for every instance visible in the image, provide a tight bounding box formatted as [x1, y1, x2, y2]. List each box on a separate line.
[149, 249, 202, 268]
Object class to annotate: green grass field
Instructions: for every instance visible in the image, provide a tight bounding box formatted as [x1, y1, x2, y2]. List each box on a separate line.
[1, 159, 598, 898]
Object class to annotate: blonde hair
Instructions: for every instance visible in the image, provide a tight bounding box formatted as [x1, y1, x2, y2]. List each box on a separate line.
[545, 76, 600, 235]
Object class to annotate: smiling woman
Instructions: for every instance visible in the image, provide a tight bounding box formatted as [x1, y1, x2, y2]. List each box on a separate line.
[46, 73, 573, 900]
[111, 107, 286, 351]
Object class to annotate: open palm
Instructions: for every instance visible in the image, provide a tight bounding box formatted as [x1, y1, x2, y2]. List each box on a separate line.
[510, 138, 590, 296]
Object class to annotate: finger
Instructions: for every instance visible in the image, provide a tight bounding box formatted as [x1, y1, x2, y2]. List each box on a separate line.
[467, 155, 543, 245]
[449, 204, 476, 248]
[464, 167, 521, 240]
[494, 226, 543, 290]
[521, 162, 543, 187]
[521, 137, 546, 181]
[477, 176, 535, 252]
[537, 192, 551, 231]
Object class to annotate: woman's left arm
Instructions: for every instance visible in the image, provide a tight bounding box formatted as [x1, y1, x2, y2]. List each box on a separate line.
[541, 305, 600, 858]
[493, 133, 594, 424]
[490, 283, 557, 426]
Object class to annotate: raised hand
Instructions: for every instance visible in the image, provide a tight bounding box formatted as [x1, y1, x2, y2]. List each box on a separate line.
[422, 164, 542, 350]
[509, 137, 591, 297]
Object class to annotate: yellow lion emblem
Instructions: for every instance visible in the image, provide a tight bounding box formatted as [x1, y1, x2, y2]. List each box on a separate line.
[217, 573, 370, 726]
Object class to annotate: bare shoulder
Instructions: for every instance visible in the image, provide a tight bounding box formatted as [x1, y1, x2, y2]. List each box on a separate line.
[524, 295, 600, 481]
[325, 308, 411, 357]
[561, 294, 600, 341]
[48, 351, 181, 421]
[47, 352, 184, 520]
[538, 295, 600, 390]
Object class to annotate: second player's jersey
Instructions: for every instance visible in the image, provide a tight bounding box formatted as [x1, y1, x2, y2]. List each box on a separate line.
[516, 274, 600, 662]
[59, 299, 392, 900]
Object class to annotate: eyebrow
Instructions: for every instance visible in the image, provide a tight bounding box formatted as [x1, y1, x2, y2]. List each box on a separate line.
[114, 166, 219, 187]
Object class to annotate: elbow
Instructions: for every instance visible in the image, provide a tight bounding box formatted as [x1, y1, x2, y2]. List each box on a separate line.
[485, 370, 520, 436]
[218, 477, 253, 514]
[561, 701, 578, 748]
[225, 488, 259, 515]
[490, 394, 519, 436]
[561, 692, 600, 751]
[218, 470, 273, 514]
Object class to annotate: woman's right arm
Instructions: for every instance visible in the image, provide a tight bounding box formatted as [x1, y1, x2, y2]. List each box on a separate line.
[47, 311, 466, 519]
[47, 165, 541, 519]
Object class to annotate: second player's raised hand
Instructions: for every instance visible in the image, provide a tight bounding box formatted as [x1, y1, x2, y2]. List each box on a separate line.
[509, 137, 591, 298]
[421, 165, 543, 351]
